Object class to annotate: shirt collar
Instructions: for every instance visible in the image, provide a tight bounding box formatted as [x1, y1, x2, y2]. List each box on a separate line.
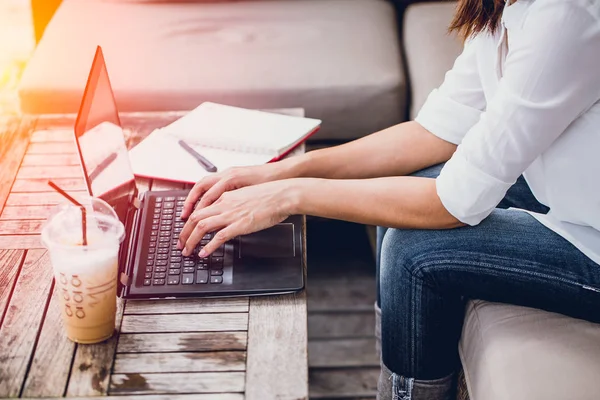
[502, 0, 532, 30]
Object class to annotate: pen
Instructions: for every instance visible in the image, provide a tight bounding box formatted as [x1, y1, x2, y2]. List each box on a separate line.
[178, 140, 218, 173]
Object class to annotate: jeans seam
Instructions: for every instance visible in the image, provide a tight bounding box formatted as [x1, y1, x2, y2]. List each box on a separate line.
[409, 250, 594, 286]
[409, 256, 595, 291]
[411, 273, 418, 374]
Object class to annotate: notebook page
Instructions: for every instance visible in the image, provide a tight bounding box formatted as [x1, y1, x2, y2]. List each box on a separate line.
[129, 129, 275, 184]
[162, 102, 321, 155]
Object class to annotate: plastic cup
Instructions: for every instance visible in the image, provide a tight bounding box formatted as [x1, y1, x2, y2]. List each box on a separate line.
[41, 197, 125, 344]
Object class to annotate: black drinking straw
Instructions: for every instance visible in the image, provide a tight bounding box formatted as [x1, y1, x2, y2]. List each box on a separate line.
[48, 181, 87, 246]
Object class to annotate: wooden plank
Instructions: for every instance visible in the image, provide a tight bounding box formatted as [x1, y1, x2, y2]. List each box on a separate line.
[120, 110, 187, 123]
[0, 117, 33, 218]
[22, 394, 244, 400]
[127, 131, 154, 150]
[0, 235, 42, 249]
[0, 250, 26, 325]
[0, 249, 54, 397]
[1, 205, 55, 220]
[120, 313, 248, 333]
[21, 287, 76, 397]
[309, 311, 376, 340]
[21, 153, 80, 167]
[124, 297, 249, 315]
[0, 220, 45, 235]
[110, 372, 245, 395]
[245, 216, 308, 400]
[6, 191, 87, 206]
[307, 220, 376, 314]
[125, 120, 155, 150]
[11, 177, 86, 193]
[114, 351, 246, 374]
[26, 395, 242, 400]
[246, 293, 308, 400]
[32, 115, 76, 130]
[309, 368, 379, 399]
[308, 277, 376, 313]
[34, 109, 296, 134]
[29, 128, 74, 143]
[117, 332, 247, 353]
[17, 165, 83, 179]
[26, 142, 77, 154]
[121, 111, 187, 149]
[66, 298, 125, 397]
[309, 338, 378, 368]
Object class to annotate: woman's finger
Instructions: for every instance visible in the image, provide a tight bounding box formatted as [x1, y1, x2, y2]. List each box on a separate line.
[178, 205, 220, 250]
[182, 215, 227, 256]
[199, 222, 245, 257]
[181, 176, 218, 219]
[197, 179, 231, 209]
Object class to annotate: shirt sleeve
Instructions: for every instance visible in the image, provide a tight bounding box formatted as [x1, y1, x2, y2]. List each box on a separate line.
[415, 37, 487, 145]
[436, 0, 600, 226]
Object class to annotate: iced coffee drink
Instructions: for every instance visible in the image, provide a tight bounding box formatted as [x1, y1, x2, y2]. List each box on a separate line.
[42, 197, 124, 344]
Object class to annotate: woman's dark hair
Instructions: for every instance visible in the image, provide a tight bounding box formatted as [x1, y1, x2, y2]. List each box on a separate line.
[449, 0, 506, 39]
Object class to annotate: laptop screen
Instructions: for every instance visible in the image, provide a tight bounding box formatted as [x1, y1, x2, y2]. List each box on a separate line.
[74, 46, 136, 201]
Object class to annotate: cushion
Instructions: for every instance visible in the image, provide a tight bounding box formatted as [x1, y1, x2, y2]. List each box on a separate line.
[402, 1, 462, 119]
[19, 0, 406, 140]
[460, 300, 600, 400]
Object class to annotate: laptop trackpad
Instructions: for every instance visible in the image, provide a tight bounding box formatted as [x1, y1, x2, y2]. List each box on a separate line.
[240, 223, 295, 258]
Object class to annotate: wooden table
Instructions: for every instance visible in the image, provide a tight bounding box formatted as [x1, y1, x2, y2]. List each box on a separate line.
[0, 112, 308, 400]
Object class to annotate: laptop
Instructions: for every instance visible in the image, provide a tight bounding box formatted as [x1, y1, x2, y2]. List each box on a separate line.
[73, 46, 305, 299]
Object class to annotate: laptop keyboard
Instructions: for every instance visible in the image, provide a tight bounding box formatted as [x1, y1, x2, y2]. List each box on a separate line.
[143, 196, 226, 286]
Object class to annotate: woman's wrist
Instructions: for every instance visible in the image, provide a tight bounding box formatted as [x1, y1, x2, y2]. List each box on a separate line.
[278, 177, 315, 216]
[271, 152, 316, 181]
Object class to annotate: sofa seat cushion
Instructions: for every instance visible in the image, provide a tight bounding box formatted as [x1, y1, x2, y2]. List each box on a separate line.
[460, 300, 600, 400]
[19, 0, 406, 140]
[402, 1, 462, 119]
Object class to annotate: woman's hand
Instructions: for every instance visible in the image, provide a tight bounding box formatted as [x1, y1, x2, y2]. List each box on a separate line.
[181, 163, 291, 220]
[178, 180, 299, 257]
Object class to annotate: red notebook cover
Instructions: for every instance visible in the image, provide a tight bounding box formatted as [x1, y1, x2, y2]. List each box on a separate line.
[269, 126, 321, 162]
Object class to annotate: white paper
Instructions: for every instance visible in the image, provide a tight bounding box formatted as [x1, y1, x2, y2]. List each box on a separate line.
[128, 103, 320, 183]
[129, 129, 275, 184]
[159, 102, 320, 155]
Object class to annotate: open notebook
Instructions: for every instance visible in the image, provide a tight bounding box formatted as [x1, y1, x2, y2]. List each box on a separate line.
[129, 103, 321, 183]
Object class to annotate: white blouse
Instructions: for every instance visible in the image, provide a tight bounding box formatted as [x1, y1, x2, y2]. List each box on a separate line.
[415, 0, 600, 265]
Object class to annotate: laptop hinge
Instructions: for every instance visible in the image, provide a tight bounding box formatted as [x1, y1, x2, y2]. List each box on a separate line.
[120, 272, 132, 287]
[121, 192, 146, 296]
[132, 197, 141, 210]
[118, 192, 145, 298]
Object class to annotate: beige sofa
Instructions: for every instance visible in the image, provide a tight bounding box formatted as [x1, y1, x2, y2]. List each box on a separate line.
[20, 1, 600, 398]
[19, 0, 406, 141]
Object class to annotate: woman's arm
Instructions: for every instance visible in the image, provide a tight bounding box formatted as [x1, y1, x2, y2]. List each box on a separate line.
[182, 121, 456, 216]
[280, 121, 457, 180]
[290, 176, 462, 229]
[178, 175, 463, 256]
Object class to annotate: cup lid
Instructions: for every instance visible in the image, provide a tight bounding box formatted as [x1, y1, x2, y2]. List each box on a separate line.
[41, 196, 125, 250]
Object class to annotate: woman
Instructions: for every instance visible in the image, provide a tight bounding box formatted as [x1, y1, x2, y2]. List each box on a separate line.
[178, 0, 600, 398]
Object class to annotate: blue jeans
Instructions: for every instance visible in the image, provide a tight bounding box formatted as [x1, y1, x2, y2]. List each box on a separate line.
[376, 164, 600, 383]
